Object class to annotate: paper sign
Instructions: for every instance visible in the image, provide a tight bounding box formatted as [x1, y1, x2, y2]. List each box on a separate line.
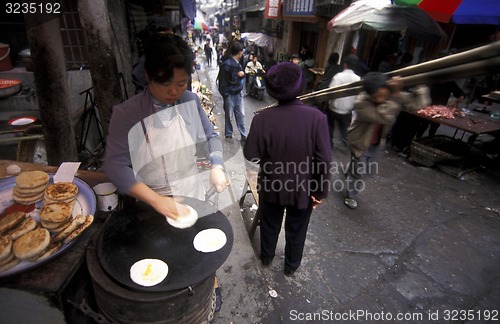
[53, 162, 81, 183]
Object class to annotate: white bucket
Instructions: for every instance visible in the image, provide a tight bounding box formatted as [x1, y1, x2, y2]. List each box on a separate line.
[93, 183, 118, 212]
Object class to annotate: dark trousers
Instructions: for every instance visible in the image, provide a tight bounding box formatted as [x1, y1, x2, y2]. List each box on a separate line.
[259, 198, 313, 271]
[390, 111, 421, 150]
[346, 145, 383, 199]
[327, 110, 352, 147]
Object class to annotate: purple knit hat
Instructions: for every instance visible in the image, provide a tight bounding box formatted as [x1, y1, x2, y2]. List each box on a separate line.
[266, 62, 305, 101]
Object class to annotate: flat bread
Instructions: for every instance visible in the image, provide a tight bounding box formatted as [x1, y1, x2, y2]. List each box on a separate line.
[53, 214, 86, 243]
[45, 182, 79, 201]
[44, 196, 76, 205]
[12, 228, 50, 260]
[33, 243, 61, 262]
[130, 259, 169, 287]
[166, 205, 198, 229]
[0, 256, 20, 271]
[193, 228, 227, 253]
[13, 191, 45, 205]
[8, 217, 37, 240]
[63, 215, 94, 244]
[0, 212, 26, 235]
[0, 250, 15, 266]
[13, 186, 46, 197]
[0, 236, 12, 262]
[15, 171, 49, 189]
[41, 217, 72, 231]
[39, 202, 73, 224]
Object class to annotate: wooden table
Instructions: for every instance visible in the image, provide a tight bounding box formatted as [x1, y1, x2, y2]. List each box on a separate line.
[0, 160, 109, 323]
[308, 68, 325, 92]
[410, 109, 500, 177]
[410, 110, 500, 139]
[308, 67, 324, 76]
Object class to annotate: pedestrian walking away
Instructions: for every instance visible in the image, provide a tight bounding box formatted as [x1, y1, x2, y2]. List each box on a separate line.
[217, 41, 247, 140]
[243, 62, 332, 276]
[327, 54, 361, 151]
[204, 40, 213, 66]
[344, 72, 430, 209]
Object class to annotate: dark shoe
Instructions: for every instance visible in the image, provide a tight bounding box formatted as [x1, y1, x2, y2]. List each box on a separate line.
[225, 135, 233, 139]
[344, 197, 358, 209]
[284, 268, 296, 276]
[261, 258, 273, 267]
[241, 135, 247, 142]
[214, 287, 223, 312]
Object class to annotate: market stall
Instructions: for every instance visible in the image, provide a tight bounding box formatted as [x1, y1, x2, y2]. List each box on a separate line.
[409, 104, 500, 170]
[0, 160, 233, 323]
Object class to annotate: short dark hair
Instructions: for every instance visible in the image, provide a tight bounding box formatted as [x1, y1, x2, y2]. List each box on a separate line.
[343, 54, 359, 69]
[144, 34, 193, 84]
[363, 72, 388, 95]
[230, 41, 244, 56]
[327, 52, 339, 65]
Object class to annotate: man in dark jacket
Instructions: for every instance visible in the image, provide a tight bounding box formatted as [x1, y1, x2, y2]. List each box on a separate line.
[219, 42, 247, 140]
[243, 62, 332, 276]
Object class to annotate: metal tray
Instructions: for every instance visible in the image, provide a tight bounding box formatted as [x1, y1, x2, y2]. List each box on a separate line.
[0, 174, 96, 278]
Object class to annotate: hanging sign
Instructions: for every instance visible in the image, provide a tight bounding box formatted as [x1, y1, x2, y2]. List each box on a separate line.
[284, 0, 316, 16]
[265, 0, 281, 19]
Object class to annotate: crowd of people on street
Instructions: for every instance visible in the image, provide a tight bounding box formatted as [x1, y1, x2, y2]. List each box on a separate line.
[103, 15, 498, 299]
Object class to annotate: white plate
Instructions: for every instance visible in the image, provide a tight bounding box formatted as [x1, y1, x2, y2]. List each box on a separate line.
[193, 228, 227, 253]
[0, 174, 96, 278]
[130, 258, 169, 287]
[8, 116, 36, 126]
[166, 205, 198, 229]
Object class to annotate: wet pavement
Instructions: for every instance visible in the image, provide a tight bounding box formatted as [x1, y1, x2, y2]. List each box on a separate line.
[194, 60, 500, 323]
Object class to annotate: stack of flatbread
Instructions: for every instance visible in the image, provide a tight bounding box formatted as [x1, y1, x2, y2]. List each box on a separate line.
[0, 172, 96, 272]
[0, 209, 94, 271]
[13, 171, 50, 205]
[12, 228, 53, 262]
[0, 236, 19, 271]
[44, 182, 79, 205]
[39, 202, 75, 232]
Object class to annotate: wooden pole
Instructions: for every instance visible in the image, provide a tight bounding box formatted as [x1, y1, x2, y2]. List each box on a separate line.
[24, 9, 79, 165]
[77, 0, 124, 136]
[299, 41, 500, 102]
[257, 55, 500, 113]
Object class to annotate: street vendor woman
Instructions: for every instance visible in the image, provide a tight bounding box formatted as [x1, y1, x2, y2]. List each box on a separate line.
[104, 33, 228, 220]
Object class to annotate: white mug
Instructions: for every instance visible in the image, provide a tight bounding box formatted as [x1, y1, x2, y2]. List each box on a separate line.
[93, 182, 118, 212]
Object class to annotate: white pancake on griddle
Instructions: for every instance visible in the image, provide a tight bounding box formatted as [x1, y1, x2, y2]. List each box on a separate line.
[193, 228, 227, 253]
[130, 258, 169, 287]
[166, 205, 198, 229]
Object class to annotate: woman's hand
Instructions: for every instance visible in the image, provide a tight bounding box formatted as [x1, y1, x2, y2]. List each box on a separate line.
[210, 167, 229, 193]
[129, 182, 189, 220]
[150, 195, 190, 221]
[311, 196, 323, 209]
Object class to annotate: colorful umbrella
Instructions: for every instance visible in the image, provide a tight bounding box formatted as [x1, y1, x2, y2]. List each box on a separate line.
[327, 0, 447, 41]
[416, 0, 462, 23]
[194, 20, 209, 31]
[394, 0, 500, 24]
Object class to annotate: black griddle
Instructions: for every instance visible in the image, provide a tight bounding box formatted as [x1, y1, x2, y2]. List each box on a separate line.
[96, 197, 233, 292]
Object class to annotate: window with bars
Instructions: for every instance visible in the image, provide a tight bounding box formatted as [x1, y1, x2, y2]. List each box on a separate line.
[59, 0, 88, 70]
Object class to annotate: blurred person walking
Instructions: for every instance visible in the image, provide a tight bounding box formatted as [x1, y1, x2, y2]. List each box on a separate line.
[204, 40, 213, 66]
[327, 54, 361, 151]
[344, 72, 430, 209]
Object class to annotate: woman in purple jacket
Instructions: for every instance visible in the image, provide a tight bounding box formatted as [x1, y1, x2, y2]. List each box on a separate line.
[243, 62, 332, 276]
